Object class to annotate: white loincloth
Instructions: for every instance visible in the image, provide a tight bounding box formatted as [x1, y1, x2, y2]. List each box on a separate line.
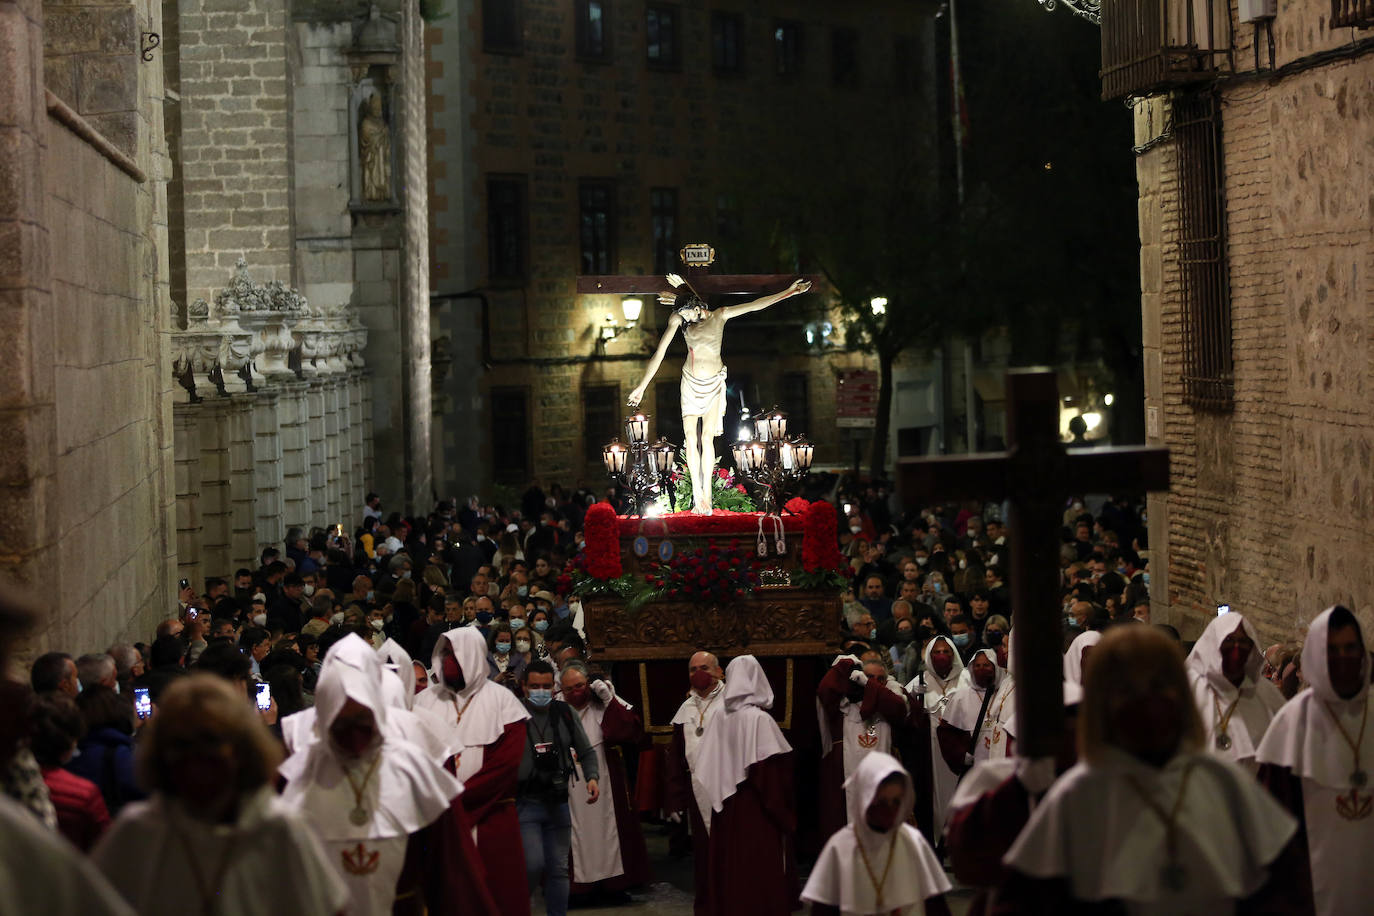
[681, 367, 728, 438]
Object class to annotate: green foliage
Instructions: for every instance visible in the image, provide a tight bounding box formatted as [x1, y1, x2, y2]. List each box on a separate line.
[667, 461, 756, 514]
[788, 568, 851, 593]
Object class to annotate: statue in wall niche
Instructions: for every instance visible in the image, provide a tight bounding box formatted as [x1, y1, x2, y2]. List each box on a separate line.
[359, 94, 391, 202]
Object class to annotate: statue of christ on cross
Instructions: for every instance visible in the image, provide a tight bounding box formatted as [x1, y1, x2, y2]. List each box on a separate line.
[627, 276, 811, 515]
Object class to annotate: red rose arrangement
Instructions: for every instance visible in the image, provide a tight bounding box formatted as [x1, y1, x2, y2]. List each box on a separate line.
[583, 501, 622, 580]
[792, 500, 850, 591]
[644, 540, 761, 605]
[785, 497, 811, 516]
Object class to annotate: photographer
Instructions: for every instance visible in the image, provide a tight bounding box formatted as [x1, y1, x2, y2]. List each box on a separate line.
[516, 661, 599, 916]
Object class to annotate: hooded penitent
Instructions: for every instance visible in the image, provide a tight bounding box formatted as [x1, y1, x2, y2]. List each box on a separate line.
[1185, 613, 1284, 763]
[377, 638, 417, 708]
[905, 636, 966, 714]
[693, 656, 792, 819]
[279, 641, 463, 915]
[280, 635, 454, 763]
[1256, 606, 1374, 916]
[947, 645, 1015, 763]
[1063, 630, 1101, 686]
[414, 627, 529, 781]
[801, 751, 950, 915]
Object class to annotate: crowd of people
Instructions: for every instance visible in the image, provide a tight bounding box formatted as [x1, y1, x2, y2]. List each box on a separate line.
[0, 480, 1368, 915]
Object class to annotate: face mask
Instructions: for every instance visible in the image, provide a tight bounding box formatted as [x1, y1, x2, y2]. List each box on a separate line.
[952, 633, 971, 648]
[76, 679, 84, 695]
[958, 559, 967, 570]
[517, 585, 528, 596]
[476, 611, 493, 625]
[932, 582, 944, 595]
[515, 639, 531, 653]
[895, 631, 914, 645]
[303, 584, 315, 597]
[526, 688, 553, 707]
[1142, 572, 1151, 589]
[441, 655, 465, 690]
[985, 631, 1004, 647]
[332, 723, 377, 757]
[850, 525, 863, 534]
[564, 686, 589, 707]
[1066, 614, 1078, 628]
[690, 669, 715, 691]
[476, 534, 486, 542]
[510, 617, 526, 631]
[916, 556, 928, 566]
[330, 612, 345, 625]
[369, 618, 384, 631]
[401, 571, 412, 580]
[496, 641, 511, 654]
[252, 613, 267, 627]
[366, 591, 375, 602]
[534, 620, 549, 633]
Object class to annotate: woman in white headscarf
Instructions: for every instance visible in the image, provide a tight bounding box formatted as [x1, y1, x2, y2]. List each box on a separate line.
[693, 655, 797, 915]
[1186, 612, 1284, 771]
[1257, 605, 1374, 916]
[994, 625, 1298, 915]
[803, 751, 952, 916]
[279, 640, 497, 915]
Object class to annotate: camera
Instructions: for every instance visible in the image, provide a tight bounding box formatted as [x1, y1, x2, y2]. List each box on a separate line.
[134, 687, 152, 720]
[255, 682, 272, 711]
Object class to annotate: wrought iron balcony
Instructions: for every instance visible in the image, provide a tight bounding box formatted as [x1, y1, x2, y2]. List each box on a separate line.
[1332, 0, 1374, 27]
[1100, 0, 1232, 100]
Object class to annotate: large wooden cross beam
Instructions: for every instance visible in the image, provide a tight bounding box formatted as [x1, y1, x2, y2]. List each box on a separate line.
[897, 369, 1170, 758]
[575, 242, 822, 300]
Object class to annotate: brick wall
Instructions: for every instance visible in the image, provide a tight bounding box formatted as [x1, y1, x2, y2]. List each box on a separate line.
[176, 0, 293, 309]
[1138, 0, 1374, 645]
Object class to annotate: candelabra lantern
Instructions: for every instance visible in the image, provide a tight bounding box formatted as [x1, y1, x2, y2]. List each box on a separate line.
[733, 405, 814, 515]
[602, 415, 677, 516]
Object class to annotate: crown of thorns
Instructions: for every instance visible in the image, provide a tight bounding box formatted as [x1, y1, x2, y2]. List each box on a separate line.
[657, 273, 708, 311]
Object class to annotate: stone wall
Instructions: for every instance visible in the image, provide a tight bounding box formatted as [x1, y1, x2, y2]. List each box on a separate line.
[176, 0, 293, 311]
[0, 0, 176, 660]
[1136, 0, 1374, 644]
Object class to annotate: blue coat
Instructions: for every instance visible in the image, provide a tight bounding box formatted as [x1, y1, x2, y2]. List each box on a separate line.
[64, 727, 145, 815]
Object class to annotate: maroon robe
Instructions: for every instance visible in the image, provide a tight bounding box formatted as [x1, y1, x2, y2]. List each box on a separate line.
[666, 723, 711, 916]
[816, 660, 909, 842]
[943, 771, 1034, 916]
[1253, 764, 1319, 916]
[704, 751, 799, 916]
[895, 695, 938, 844]
[394, 801, 501, 916]
[457, 721, 530, 916]
[569, 698, 652, 894]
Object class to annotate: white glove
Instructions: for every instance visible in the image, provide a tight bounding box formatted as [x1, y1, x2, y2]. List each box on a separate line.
[591, 679, 614, 703]
[666, 811, 682, 824]
[849, 669, 869, 687]
[832, 654, 862, 668]
[1016, 757, 1057, 795]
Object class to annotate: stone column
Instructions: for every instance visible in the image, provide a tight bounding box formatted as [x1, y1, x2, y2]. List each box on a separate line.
[307, 380, 328, 529]
[360, 369, 375, 494]
[279, 381, 313, 533]
[196, 400, 232, 579]
[252, 388, 284, 557]
[337, 373, 355, 519]
[324, 377, 344, 527]
[227, 396, 258, 573]
[174, 405, 204, 589]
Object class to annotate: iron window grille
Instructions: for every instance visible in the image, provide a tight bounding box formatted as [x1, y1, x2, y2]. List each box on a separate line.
[1100, 0, 1232, 100]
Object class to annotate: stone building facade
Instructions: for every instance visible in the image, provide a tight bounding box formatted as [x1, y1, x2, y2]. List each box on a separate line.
[0, 0, 435, 659]
[426, 0, 939, 492]
[1128, 0, 1374, 642]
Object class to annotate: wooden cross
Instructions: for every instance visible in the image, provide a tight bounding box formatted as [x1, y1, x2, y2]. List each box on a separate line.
[574, 243, 822, 299]
[896, 368, 1170, 758]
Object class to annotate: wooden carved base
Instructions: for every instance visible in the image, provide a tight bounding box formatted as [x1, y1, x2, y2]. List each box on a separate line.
[584, 587, 843, 660]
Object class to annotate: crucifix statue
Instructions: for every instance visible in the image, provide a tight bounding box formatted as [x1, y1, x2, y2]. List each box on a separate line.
[577, 246, 818, 516]
[897, 369, 1170, 757]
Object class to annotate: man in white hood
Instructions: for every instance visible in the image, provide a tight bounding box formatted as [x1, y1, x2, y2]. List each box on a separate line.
[1257, 605, 1374, 915]
[1186, 611, 1284, 771]
[802, 751, 953, 916]
[693, 655, 797, 915]
[903, 634, 966, 838]
[415, 627, 532, 915]
[279, 636, 498, 914]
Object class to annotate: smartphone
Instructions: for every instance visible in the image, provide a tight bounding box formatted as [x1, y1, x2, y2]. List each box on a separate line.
[255, 682, 272, 711]
[134, 687, 152, 720]
[179, 578, 190, 591]
[186, 607, 199, 620]
[1217, 603, 1231, 616]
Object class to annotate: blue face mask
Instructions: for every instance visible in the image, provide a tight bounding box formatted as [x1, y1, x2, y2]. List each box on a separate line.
[517, 586, 528, 596]
[1142, 572, 1151, 589]
[951, 633, 971, 647]
[534, 620, 549, 633]
[527, 688, 553, 707]
[495, 642, 511, 654]
[366, 590, 375, 602]
[510, 618, 526, 631]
